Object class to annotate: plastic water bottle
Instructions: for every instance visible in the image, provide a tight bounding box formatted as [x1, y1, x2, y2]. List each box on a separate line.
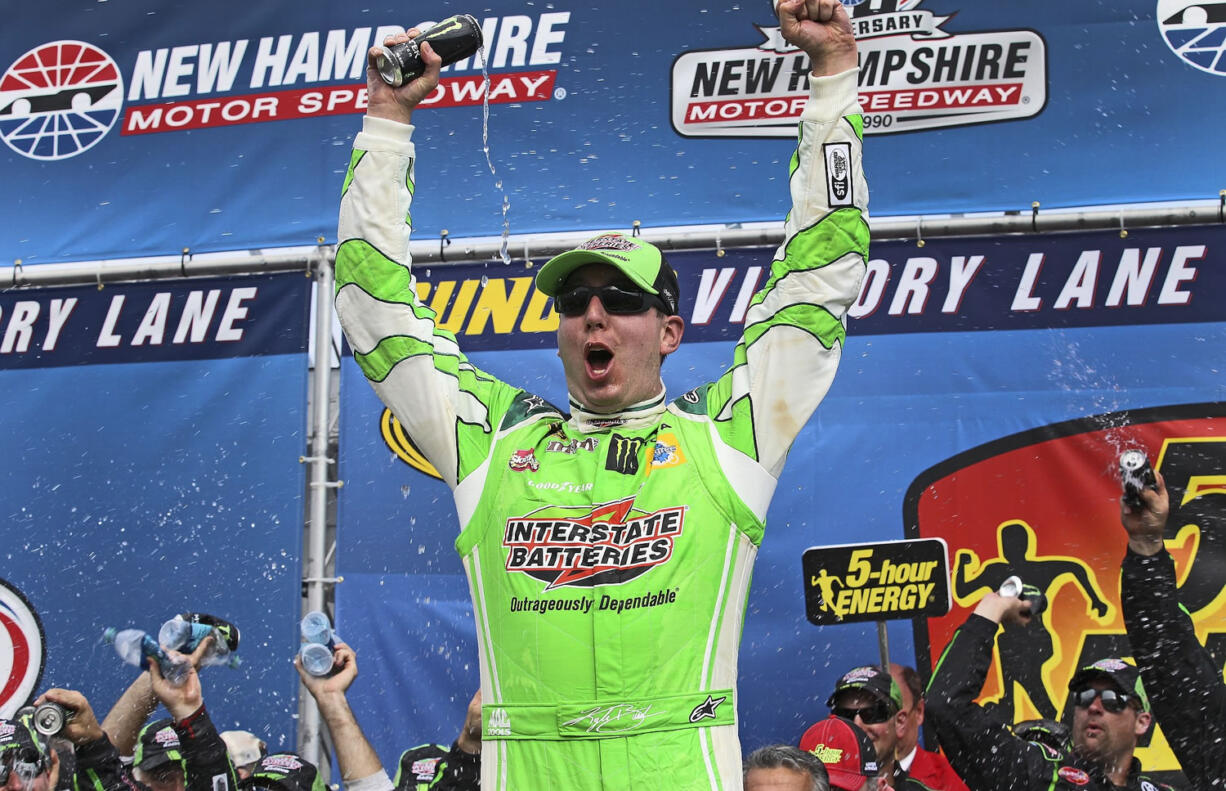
[298, 611, 338, 677]
[159, 613, 243, 669]
[103, 628, 191, 685]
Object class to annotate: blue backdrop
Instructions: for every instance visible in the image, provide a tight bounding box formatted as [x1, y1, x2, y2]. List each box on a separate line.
[0, 273, 311, 748]
[3, 0, 1224, 264]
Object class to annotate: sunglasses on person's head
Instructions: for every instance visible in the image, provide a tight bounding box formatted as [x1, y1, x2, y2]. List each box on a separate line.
[1070, 687, 1138, 713]
[554, 284, 667, 317]
[832, 701, 893, 724]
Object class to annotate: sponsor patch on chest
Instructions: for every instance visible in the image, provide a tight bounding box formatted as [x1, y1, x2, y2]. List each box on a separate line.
[503, 497, 686, 589]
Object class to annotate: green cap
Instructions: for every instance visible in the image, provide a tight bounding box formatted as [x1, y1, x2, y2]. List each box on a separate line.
[535, 232, 680, 315]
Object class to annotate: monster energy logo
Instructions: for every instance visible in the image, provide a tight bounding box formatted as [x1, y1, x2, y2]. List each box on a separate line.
[605, 434, 647, 475]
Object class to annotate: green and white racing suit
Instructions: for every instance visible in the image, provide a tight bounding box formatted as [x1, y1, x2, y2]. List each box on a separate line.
[335, 68, 868, 791]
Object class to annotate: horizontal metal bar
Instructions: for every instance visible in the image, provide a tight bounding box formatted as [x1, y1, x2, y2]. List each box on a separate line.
[2, 201, 1220, 287]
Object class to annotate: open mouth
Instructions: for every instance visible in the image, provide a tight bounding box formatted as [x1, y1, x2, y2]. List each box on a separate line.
[585, 343, 613, 377]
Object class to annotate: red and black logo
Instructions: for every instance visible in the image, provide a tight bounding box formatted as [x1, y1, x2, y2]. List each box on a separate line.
[503, 497, 685, 590]
[0, 579, 45, 718]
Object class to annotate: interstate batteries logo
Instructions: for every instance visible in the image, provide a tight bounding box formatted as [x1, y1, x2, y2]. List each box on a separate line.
[0, 13, 569, 160]
[671, 0, 1047, 137]
[504, 497, 686, 590]
[1158, 0, 1226, 75]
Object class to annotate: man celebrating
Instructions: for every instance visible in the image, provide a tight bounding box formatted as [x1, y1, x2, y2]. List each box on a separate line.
[926, 591, 1179, 790]
[1118, 471, 1226, 789]
[334, 0, 867, 786]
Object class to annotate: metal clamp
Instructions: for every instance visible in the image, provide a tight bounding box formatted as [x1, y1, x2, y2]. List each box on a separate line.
[1031, 201, 1041, 232]
[309, 480, 345, 489]
[440, 229, 451, 262]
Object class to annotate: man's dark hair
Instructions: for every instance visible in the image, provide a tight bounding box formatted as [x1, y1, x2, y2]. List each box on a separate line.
[896, 664, 925, 709]
[744, 745, 830, 791]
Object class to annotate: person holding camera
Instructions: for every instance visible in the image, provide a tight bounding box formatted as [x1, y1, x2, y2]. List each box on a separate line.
[0, 710, 60, 791]
[926, 591, 1178, 790]
[1120, 470, 1226, 790]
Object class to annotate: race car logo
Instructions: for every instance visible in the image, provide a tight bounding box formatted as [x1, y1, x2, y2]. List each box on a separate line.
[671, 0, 1046, 137]
[0, 41, 122, 160]
[503, 497, 686, 590]
[0, 579, 45, 719]
[509, 449, 540, 472]
[1157, 0, 1226, 75]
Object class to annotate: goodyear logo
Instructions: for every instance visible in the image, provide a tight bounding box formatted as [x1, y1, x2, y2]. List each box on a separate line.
[801, 539, 950, 626]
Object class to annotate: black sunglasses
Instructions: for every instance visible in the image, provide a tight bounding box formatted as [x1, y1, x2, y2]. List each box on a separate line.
[1070, 687, 1136, 713]
[555, 284, 667, 317]
[832, 702, 892, 724]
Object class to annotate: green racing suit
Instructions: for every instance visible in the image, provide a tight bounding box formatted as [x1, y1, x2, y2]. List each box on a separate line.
[334, 68, 869, 791]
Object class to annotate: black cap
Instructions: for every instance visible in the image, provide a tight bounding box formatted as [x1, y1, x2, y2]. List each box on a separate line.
[826, 665, 903, 711]
[393, 744, 449, 791]
[1068, 658, 1149, 711]
[134, 719, 182, 772]
[240, 754, 325, 791]
[0, 714, 49, 766]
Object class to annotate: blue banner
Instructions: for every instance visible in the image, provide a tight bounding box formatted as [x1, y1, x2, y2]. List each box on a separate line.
[0, 273, 310, 749]
[334, 225, 1226, 778]
[3, 0, 1224, 264]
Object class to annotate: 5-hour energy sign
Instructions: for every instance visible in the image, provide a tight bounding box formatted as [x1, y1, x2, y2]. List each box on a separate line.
[802, 539, 951, 626]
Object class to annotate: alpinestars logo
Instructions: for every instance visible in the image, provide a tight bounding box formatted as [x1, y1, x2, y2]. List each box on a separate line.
[671, 0, 1046, 137]
[0, 41, 123, 160]
[504, 497, 686, 590]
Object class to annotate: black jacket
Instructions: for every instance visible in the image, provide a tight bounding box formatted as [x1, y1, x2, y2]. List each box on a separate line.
[926, 614, 1176, 791]
[1122, 548, 1226, 791]
[73, 706, 238, 791]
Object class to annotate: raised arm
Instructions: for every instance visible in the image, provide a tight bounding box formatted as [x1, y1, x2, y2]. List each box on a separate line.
[296, 642, 390, 791]
[698, 0, 869, 478]
[334, 29, 523, 490]
[1120, 473, 1226, 789]
[926, 593, 1047, 787]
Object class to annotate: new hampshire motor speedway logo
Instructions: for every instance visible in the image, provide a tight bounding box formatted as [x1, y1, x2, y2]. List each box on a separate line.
[1158, 0, 1226, 74]
[1, 14, 569, 161]
[0, 41, 123, 160]
[0, 579, 45, 719]
[671, 0, 1047, 137]
[503, 497, 686, 590]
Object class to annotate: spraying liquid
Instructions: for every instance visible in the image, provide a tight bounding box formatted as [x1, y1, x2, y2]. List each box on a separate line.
[479, 46, 512, 266]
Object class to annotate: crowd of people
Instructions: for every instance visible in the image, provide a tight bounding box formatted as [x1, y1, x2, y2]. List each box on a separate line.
[1, 452, 1213, 791]
[746, 473, 1221, 791]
